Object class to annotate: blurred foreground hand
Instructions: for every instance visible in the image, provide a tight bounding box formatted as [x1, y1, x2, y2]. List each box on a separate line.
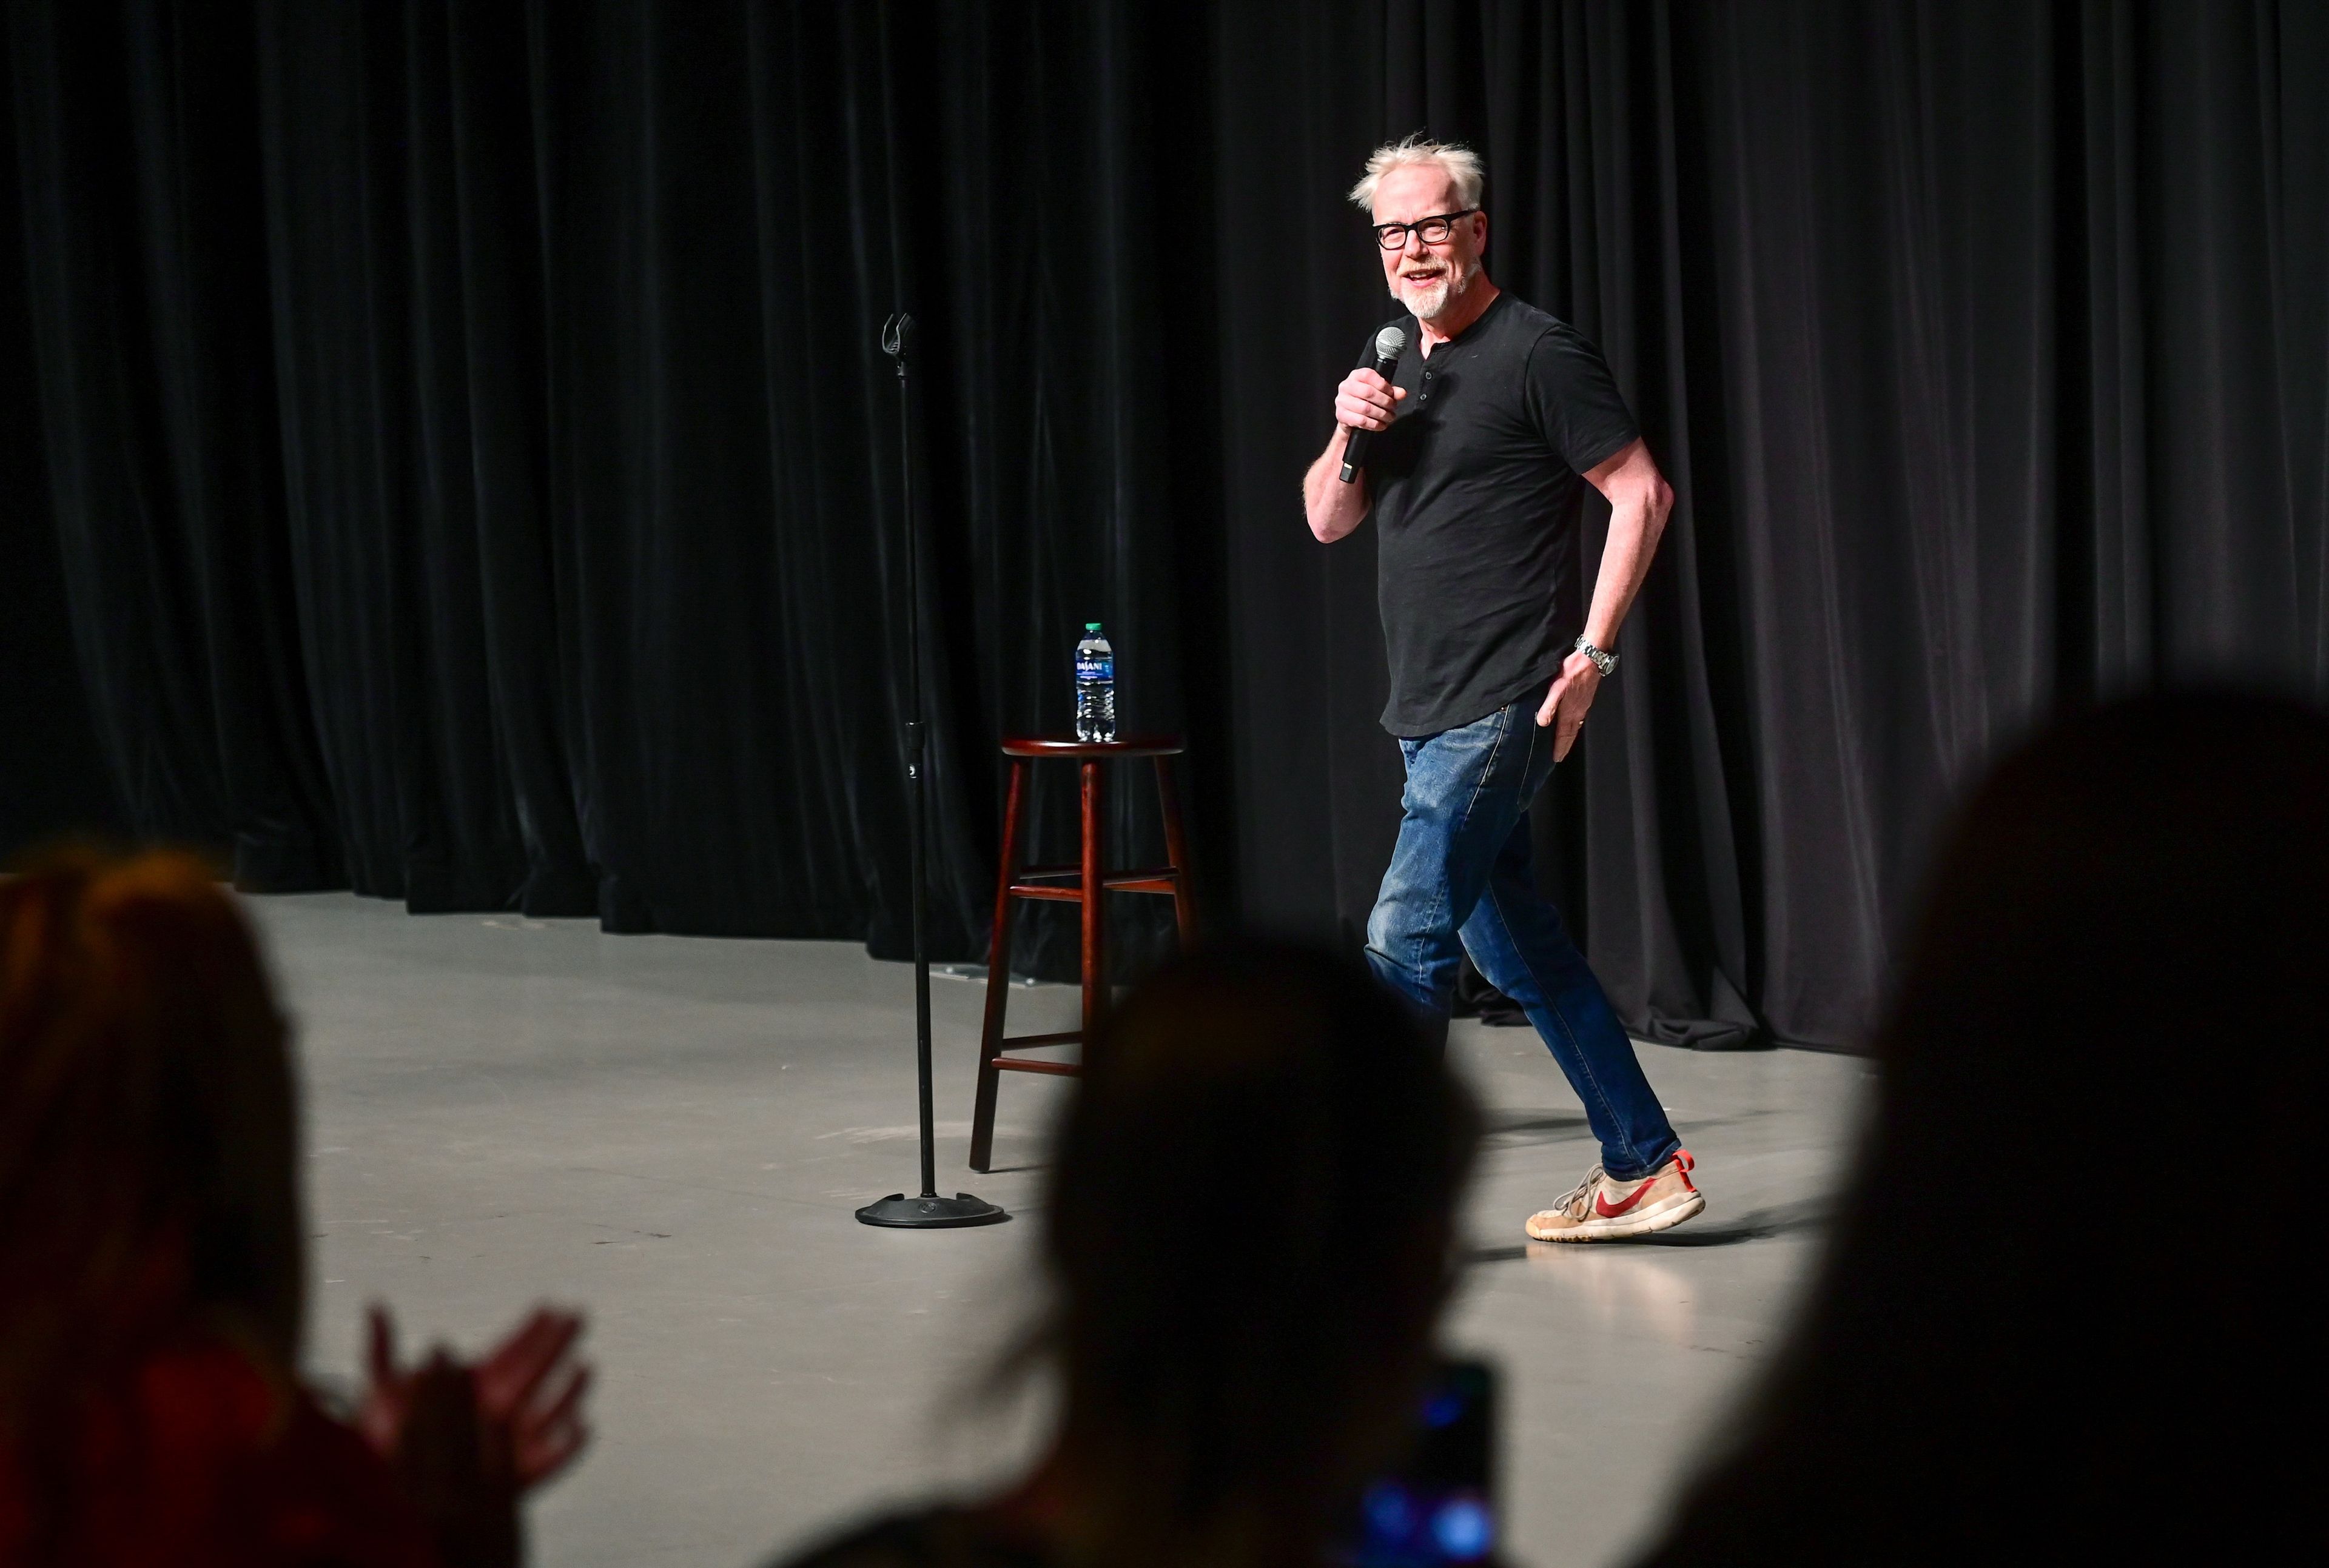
[358, 1305, 593, 1568]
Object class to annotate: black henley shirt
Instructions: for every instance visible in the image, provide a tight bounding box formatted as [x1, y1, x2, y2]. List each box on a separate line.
[1354, 290, 1639, 737]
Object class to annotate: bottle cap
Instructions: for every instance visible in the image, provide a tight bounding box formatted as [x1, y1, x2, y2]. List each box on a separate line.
[1085, 622, 1101, 632]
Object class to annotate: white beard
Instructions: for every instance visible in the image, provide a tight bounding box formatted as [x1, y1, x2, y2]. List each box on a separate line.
[1392, 261, 1469, 323]
[1397, 276, 1450, 320]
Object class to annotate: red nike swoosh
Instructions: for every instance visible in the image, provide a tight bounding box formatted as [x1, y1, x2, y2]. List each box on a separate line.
[1595, 1179, 1660, 1218]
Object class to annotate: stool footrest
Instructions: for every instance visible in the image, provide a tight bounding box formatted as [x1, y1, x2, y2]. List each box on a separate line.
[1018, 864, 1180, 880]
[990, 1029, 1083, 1079]
[1010, 865, 1180, 900]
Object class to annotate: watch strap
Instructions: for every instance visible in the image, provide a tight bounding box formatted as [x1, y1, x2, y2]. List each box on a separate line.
[1573, 636, 1618, 676]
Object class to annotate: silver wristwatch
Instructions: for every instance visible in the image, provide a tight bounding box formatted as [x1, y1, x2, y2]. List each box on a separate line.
[1573, 636, 1618, 676]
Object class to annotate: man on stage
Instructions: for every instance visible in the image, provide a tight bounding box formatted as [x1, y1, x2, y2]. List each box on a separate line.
[1301, 136, 1701, 1241]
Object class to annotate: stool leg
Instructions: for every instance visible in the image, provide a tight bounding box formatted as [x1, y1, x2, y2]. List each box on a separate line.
[1155, 755, 1198, 950]
[1080, 757, 1105, 1045]
[969, 759, 1028, 1173]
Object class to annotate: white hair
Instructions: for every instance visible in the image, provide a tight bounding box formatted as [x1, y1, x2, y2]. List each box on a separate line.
[1348, 135, 1485, 213]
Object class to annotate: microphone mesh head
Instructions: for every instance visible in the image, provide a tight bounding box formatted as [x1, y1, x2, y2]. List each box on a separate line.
[1374, 325, 1408, 362]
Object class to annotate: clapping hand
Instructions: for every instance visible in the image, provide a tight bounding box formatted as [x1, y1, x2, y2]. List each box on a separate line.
[360, 1304, 592, 1568]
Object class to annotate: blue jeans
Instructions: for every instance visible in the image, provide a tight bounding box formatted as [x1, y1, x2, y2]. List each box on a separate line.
[1365, 699, 1681, 1180]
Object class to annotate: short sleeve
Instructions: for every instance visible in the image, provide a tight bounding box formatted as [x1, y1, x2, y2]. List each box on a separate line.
[1524, 324, 1639, 475]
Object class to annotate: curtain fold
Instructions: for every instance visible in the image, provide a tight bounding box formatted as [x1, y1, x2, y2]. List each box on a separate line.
[8, 0, 338, 888]
[9, 1, 2324, 1047]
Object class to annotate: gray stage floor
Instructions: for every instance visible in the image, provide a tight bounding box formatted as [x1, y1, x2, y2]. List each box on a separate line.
[258, 893, 1869, 1568]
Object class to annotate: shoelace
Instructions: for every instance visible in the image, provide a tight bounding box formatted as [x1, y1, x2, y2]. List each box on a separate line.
[1551, 1163, 1607, 1217]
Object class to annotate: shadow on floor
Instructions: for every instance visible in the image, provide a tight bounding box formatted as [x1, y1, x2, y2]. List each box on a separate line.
[1636, 1194, 1832, 1248]
[1477, 1105, 1793, 1153]
[1477, 1108, 1589, 1147]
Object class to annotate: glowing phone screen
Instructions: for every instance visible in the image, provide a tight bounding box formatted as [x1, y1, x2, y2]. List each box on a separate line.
[1336, 1359, 1497, 1567]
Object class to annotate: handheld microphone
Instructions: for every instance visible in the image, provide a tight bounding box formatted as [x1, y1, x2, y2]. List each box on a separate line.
[1339, 324, 1408, 482]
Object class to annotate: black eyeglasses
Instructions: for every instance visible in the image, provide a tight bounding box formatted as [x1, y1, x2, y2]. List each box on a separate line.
[1371, 209, 1477, 250]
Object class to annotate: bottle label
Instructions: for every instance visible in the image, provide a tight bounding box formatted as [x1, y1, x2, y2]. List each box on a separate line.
[1076, 656, 1114, 682]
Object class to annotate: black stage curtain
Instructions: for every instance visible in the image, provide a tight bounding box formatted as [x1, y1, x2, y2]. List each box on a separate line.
[8, 2, 2323, 1048]
[1, 62, 123, 854]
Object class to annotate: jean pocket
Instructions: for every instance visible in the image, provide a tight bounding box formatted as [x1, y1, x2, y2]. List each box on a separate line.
[1401, 706, 1508, 805]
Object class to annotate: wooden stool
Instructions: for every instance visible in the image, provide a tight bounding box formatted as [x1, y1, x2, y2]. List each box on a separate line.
[967, 735, 1197, 1171]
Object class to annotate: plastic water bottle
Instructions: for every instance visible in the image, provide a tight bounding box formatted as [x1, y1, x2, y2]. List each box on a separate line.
[1075, 623, 1117, 742]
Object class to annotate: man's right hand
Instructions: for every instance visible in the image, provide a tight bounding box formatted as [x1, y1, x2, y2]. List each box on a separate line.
[1306, 369, 1404, 541]
[1334, 367, 1406, 432]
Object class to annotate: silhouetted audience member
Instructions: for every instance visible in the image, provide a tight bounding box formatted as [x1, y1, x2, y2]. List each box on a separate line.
[779, 940, 1482, 1568]
[0, 849, 591, 1567]
[1636, 691, 2325, 1564]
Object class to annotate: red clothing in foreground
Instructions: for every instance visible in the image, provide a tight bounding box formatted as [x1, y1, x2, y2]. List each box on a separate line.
[0, 1338, 435, 1567]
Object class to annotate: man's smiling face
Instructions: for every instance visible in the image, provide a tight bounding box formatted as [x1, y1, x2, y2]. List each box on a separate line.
[1372, 163, 1487, 324]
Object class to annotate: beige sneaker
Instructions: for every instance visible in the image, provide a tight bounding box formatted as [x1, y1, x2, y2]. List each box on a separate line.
[1525, 1150, 1703, 1242]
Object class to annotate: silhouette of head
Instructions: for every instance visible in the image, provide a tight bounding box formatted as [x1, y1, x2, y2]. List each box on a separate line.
[0, 848, 303, 1424]
[1641, 691, 2327, 1563]
[1038, 939, 1479, 1564]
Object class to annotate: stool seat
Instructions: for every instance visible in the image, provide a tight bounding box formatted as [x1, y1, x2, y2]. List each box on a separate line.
[967, 734, 1197, 1171]
[1001, 735, 1185, 759]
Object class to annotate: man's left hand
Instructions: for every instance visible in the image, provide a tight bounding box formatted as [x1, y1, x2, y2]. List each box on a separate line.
[1536, 650, 1602, 761]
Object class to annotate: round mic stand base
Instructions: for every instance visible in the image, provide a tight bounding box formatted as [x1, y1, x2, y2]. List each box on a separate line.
[856, 1192, 1010, 1229]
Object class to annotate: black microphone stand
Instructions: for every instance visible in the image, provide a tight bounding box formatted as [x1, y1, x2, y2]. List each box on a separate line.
[858, 312, 1007, 1230]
